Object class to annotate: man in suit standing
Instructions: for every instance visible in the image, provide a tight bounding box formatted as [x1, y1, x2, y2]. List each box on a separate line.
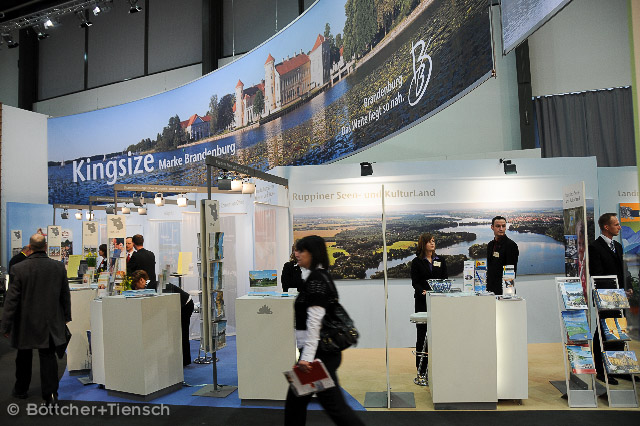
[127, 234, 157, 289]
[486, 216, 519, 295]
[1, 234, 71, 404]
[589, 212, 630, 384]
[125, 237, 135, 264]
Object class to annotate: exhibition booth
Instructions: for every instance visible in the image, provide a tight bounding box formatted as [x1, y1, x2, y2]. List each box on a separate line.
[0, 0, 638, 414]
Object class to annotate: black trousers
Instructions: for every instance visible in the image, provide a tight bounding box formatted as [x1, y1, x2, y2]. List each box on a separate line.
[181, 300, 195, 366]
[14, 336, 59, 399]
[414, 297, 428, 375]
[284, 349, 365, 426]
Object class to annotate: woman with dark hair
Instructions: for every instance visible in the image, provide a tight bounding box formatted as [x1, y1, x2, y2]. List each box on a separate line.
[281, 244, 303, 292]
[131, 270, 194, 366]
[97, 244, 108, 273]
[410, 233, 448, 379]
[284, 235, 364, 426]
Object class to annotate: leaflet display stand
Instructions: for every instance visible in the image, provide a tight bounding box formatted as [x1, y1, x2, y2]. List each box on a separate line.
[193, 199, 236, 398]
[591, 275, 639, 408]
[554, 277, 597, 407]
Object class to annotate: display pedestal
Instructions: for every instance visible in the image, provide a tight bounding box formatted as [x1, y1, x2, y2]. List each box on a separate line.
[67, 287, 97, 372]
[235, 295, 296, 401]
[496, 298, 528, 400]
[101, 294, 183, 397]
[427, 294, 497, 409]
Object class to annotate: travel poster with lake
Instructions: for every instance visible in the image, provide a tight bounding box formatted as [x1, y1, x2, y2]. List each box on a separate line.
[293, 201, 568, 279]
[47, 0, 492, 204]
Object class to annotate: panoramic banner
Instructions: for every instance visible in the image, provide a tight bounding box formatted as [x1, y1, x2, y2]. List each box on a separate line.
[48, 0, 492, 204]
[289, 159, 597, 280]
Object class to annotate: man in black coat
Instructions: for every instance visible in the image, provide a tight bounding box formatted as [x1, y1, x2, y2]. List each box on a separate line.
[127, 234, 157, 289]
[1, 234, 71, 404]
[588, 212, 630, 384]
[486, 216, 519, 295]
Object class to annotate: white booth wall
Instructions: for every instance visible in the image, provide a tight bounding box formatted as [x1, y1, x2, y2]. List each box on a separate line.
[277, 156, 600, 347]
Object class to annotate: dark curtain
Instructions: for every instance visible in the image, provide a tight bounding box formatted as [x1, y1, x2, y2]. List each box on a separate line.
[534, 86, 635, 166]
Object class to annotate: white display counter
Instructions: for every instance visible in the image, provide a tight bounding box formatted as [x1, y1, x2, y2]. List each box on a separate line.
[67, 287, 97, 371]
[427, 293, 498, 409]
[426, 293, 529, 408]
[496, 298, 528, 400]
[235, 295, 297, 400]
[92, 294, 184, 398]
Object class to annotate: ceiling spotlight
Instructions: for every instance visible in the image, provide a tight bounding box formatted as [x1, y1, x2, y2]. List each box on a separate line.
[105, 205, 116, 214]
[85, 211, 94, 220]
[138, 207, 147, 215]
[43, 19, 55, 29]
[128, 0, 142, 13]
[500, 159, 517, 175]
[32, 24, 50, 40]
[154, 192, 165, 206]
[231, 179, 243, 191]
[75, 210, 83, 220]
[121, 205, 131, 214]
[360, 162, 373, 176]
[61, 209, 69, 219]
[242, 180, 256, 194]
[177, 194, 188, 207]
[76, 10, 93, 28]
[2, 33, 19, 49]
[92, 5, 101, 15]
[218, 177, 232, 191]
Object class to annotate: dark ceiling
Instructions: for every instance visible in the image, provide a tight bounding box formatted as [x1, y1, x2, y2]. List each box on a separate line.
[0, 1, 75, 25]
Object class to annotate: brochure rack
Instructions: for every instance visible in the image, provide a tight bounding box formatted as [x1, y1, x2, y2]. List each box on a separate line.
[193, 199, 236, 398]
[555, 277, 597, 407]
[591, 275, 639, 408]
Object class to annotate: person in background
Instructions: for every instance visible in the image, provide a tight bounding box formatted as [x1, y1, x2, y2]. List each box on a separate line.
[588, 212, 632, 385]
[410, 233, 448, 379]
[131, 270, 194, 366]
[125, 237, 135, 264]
[281, 245, 303, 292]
[486, 216, 519, 295]
[284, 235, 365, 426]
[97, 244, 108, 273]
[1, 234, 71, 405]
[8, 245, 32, 274]
[127, 234, 157, 289]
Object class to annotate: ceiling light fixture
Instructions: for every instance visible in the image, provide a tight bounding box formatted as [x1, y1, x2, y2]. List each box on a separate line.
[61, 209, 69, 219]
[43, 18, 55, 29]
[242, 180, 256, 194]
[500, 159, 517, 175]
[76, 10, 92, 28]
[138, 207, 147, 215]
[1, 33, 19, 49]
[128, 0, 142, 13]
[121, 205, 130, 214]
[85, 211, 94, 220]
[32, 24, 50, 40]
[360, 162, 373, 176]
[75, 210, 83, 220]
[177, 194, 188, 207]
[231, 178, 243, 192]
[154, 193, 165, 206]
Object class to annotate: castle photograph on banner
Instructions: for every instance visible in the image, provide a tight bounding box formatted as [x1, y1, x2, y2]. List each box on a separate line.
[47, 0, 492, 204]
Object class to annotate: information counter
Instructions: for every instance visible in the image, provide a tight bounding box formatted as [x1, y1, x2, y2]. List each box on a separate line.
[426, 293, 528, 409]
[235, 295, 296, 400]
[90, 294, 183, 398]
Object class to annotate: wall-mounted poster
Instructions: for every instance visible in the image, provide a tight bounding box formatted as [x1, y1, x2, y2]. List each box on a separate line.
[10, 229, 23, 257]
[47, 225, 62, 262]
[106, 215, 126, 272]
[47, 0, 493, 204]
[562, 182, 589, 299]
[82, 221, 99, 257]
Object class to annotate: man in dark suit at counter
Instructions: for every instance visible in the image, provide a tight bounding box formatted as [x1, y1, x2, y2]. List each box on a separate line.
[127, 234, 157, 289]
[1, 234, 71, 405]
[486, 216, 519, 295]
[589, 212, 631, 385]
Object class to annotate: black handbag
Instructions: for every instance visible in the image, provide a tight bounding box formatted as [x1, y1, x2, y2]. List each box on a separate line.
[317, 271, 359, 352]
[55, 325, 72, 359]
